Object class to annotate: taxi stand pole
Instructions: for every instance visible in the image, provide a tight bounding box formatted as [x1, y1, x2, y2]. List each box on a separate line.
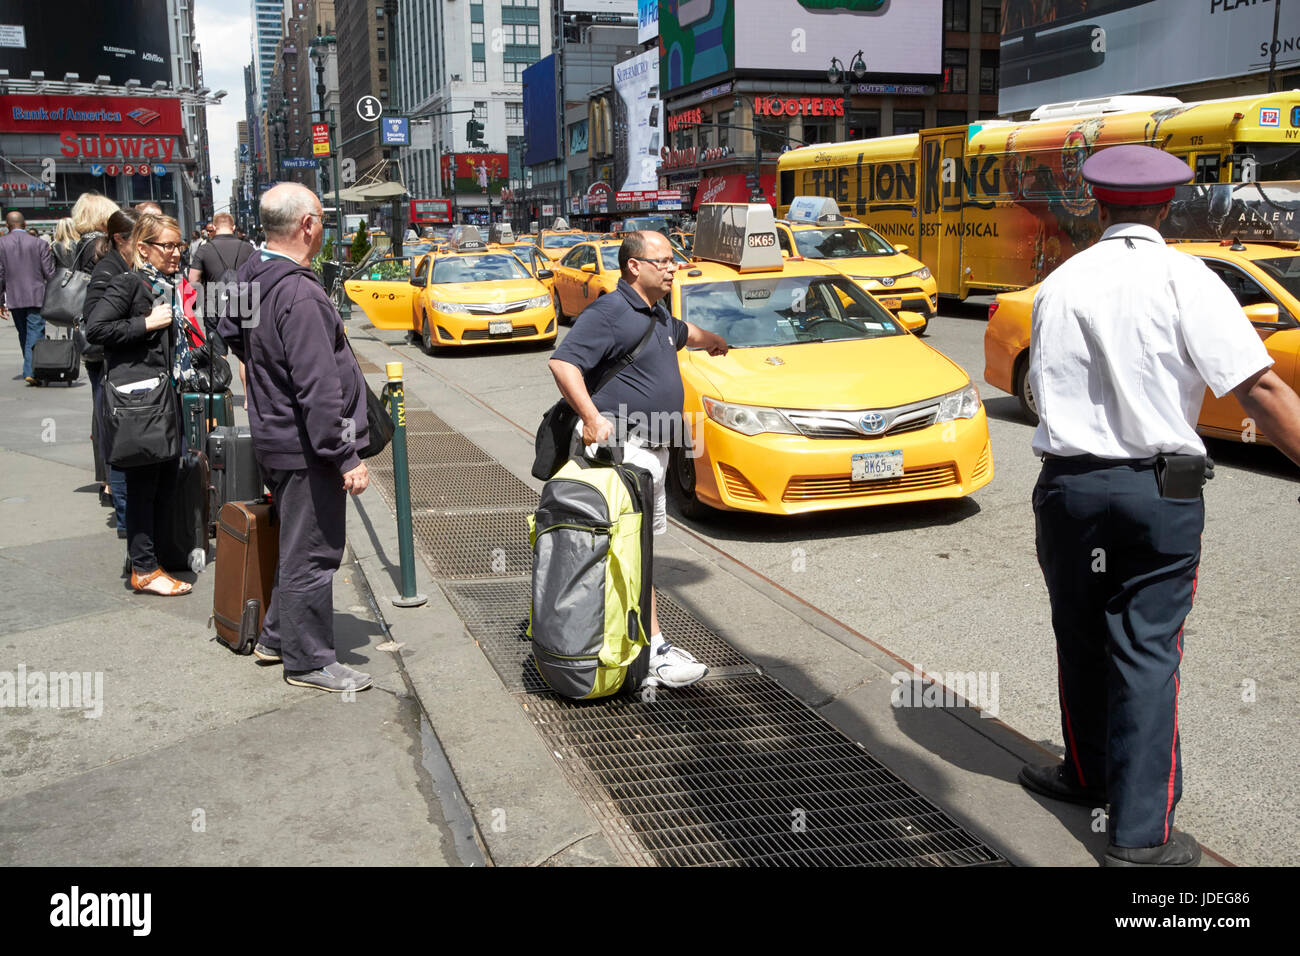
[385, 361, 428, 608]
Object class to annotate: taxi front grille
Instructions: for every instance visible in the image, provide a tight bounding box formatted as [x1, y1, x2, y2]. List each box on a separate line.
[460, 325, 542, 341]
[787, 402, 940, 440]
[783, 464, 959, 501]
[718, 463, 763, 502]
[972, 444, 992, 483]
[465, 302, 527, 315]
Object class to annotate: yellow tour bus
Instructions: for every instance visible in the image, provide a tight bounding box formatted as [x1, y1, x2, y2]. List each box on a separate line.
[776, 91, 1300, 298]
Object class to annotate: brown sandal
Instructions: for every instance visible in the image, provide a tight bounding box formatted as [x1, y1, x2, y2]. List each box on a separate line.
[131, 568, 193, 596]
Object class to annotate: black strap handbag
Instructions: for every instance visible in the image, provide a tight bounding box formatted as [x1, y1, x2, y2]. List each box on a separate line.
[359, 378, 394, 459]
[102, 375, 182, 469]
[42, 238, 96, 326]
[531, 311, 658, 481]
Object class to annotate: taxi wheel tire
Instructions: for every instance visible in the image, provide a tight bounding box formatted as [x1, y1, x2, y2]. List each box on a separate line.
[668, 446, 713, 521]
[1015, 355, 1040, 425]
[554, 296, 567, 327]
[420, 313, 439, 355]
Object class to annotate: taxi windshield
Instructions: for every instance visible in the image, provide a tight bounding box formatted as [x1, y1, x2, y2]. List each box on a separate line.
[680, 275, 905, 348]
[541, 233, 590, 249]
[432, 253, 530, 283]
[794, 226, 895, 259]
[1251, 254, 1300, 300]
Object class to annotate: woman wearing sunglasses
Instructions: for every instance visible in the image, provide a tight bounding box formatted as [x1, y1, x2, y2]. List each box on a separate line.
[85, 214, 193, 596]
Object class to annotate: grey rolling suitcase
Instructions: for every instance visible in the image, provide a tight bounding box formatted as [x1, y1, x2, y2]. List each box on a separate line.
[206, 426, 263, 533]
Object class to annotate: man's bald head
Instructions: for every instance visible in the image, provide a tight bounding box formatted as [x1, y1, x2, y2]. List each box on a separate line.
[134, 202, 162, 216]
[260, 183, 320, 240]
[5, 211, 25, 231]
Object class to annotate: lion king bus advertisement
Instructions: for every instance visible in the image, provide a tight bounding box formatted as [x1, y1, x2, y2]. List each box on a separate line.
[777, 92, 1300, 298]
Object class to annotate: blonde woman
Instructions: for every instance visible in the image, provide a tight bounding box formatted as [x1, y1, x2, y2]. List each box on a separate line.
[85, 214, 191, 596]
[51, 217, 79, 268]
[67, 194, 121, 509]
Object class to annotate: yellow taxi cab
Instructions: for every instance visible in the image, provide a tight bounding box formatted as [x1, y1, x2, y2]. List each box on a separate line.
[984, 238, 1300, 443]
[669, 202, 993, 517]
[670, 230, 694, 254]
[550, 238, 688, 324]
[532, 218, 596, 263]
[344, 225, 557, 352]
[775, 196, 939, 333]
[507, 242, 557, 298]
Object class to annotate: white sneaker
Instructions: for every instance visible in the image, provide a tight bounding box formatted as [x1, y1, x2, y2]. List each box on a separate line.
[643, 642, 708, 689]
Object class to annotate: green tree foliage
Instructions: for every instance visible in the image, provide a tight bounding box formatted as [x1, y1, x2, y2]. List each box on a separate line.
[349, 219, 370, 263]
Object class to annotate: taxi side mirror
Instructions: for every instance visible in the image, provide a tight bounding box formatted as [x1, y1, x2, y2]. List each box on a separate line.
[537, 269, 554, 279]
[897, 310, 926, 333]
[1243, 302, 1283, 326]
[410, 275, 427, 287]
[580, 262, 598, 274]
[894, 244, 909, 254]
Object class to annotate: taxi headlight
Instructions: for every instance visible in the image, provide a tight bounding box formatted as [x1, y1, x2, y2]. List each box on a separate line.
[909, 266, 932, 281]
[935, 383, 980, 422]
[523, 294, 552, 309]
[430, 300, 471, 315]
[702, 396, 799, 436]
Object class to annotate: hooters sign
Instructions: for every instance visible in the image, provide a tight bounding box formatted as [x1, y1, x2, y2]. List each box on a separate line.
[754, 96, 844, 118]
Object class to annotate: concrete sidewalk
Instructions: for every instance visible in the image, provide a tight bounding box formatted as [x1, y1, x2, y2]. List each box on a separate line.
[0, 326, 481, 867]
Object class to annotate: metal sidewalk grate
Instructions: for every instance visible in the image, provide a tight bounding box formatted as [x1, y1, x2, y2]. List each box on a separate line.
[377, 461, 539, 512]
[412, 510, 533, 580]
[356, 357, 383, 374]
[442, 580, 547, 694]
[370, 432, 497, 470]
[403, 409, 459, 435]
[524, 676, 1004, 867]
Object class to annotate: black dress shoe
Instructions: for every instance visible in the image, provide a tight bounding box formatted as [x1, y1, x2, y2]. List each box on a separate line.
[1105, 830, 1202, 867]
[1018, 762, 1106, 807]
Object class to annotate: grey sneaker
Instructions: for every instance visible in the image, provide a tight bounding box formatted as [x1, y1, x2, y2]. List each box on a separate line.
[284, 662, 373, 693]
[252, 642, 282, 663]
[643, 642, 708, 689]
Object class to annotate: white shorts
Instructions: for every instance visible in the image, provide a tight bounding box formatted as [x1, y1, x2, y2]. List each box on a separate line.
[575, 421, 669, 535]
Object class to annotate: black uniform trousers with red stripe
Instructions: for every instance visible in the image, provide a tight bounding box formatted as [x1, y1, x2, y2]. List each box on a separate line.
[1033, 458, 1202, 849]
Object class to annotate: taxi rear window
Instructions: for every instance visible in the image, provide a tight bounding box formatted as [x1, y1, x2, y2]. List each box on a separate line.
[794, 227, 895, 259]
[680, 276, 904, 348]
[432, 254, 530, 283]
[541, 233, 589, 249]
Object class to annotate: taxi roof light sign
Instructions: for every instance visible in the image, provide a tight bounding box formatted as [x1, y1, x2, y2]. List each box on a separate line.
[693, 203, 784, 273]
[490, 223, 515, 244]
[450, 225, 487, 251]
[786, 196, 844, 225]
[551, 217, 570, 231]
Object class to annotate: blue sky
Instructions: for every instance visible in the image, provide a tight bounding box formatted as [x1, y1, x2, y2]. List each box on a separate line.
[195, 0, 251, 215]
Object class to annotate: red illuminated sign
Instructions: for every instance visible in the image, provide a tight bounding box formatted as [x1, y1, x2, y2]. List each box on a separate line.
[667, 108, 703, 132]
[0, 95, 184, 135]
[753, 96, 844, 118]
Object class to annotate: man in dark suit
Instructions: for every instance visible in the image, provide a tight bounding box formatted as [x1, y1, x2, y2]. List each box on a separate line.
[0, 211, 55, 384]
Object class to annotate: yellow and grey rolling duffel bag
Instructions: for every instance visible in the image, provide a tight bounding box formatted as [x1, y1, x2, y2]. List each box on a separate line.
[527, 444, 654, 699]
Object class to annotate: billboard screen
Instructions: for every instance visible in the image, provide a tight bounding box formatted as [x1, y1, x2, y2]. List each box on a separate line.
[638, 0, 658, 43]
[612, 48, 662, 194]
[662, 0, 941, 93]
[523, 55, 560, 166]
[0, 0, 172, 87]
[440, 153, 509, 197]
[1000, 0, 1300, 115]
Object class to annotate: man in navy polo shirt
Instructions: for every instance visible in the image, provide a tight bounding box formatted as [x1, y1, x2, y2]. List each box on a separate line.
[549, 230, 729, 688]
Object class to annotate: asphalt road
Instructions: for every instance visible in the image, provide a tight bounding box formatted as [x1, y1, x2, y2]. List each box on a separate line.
[363, 295, 1299, 866]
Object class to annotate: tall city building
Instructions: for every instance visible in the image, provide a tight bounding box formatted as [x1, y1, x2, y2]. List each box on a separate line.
[396, 0, 548, 222]
[252, 0, 286, 110]
[336, 0, 392, 181]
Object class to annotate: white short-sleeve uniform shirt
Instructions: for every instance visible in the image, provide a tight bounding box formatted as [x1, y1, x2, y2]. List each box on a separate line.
[1029, 223, 1273, 458]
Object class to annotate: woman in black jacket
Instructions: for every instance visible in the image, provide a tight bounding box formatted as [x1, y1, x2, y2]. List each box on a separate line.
[84, 208, 137, 535]
[86, 213, 192, 597]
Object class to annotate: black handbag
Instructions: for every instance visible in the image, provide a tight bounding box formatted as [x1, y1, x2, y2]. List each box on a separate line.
[531, 311, 658, 481]
[359, 380, 394, 459]
[103, 375, 182, 468]
[43, 240, 96, 327]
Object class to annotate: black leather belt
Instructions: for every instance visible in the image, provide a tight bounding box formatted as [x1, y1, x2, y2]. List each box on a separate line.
[1041, 453, 1160, 467]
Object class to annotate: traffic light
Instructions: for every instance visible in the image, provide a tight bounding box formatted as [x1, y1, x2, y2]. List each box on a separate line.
[466, 118, 485, 148]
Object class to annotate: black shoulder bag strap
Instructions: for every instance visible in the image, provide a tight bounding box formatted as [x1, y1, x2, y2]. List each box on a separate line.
[590, 307, 659, 396]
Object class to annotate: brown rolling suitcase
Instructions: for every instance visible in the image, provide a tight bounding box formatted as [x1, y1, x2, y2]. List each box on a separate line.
[213, 498, 278, 654]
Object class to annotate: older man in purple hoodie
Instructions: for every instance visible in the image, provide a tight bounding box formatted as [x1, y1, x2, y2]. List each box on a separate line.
[218, 183, 372, 693]
[0, 211, 55, 384]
